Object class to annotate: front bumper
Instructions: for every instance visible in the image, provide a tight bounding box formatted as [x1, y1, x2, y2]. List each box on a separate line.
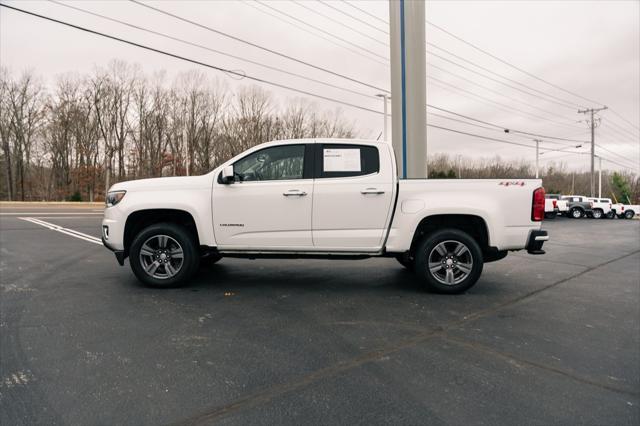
[526, 229, 548, 255]
[102, 236, 126, 266]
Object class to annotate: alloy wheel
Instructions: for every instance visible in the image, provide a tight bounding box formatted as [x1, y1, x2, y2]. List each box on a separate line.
[139, 234, 184, 280]
[427, 240, 474, 286]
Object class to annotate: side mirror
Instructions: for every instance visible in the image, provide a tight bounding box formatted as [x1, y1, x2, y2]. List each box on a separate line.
[221, 165, 235, 184]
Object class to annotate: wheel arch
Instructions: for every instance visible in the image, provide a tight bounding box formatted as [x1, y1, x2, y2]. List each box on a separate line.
[409, 214, 490, 256]
[124, 209, 200, 255]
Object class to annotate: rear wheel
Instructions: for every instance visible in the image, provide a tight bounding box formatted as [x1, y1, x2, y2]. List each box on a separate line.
[591, 209, 603, 219]
[625, 210, 635, 219]
[129, 222, 200, 288]
[414, 229, 483, 294]
[570, 208, 583, 219]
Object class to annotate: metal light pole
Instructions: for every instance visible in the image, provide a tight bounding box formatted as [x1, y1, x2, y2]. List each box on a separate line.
[376, 94, 389, 142]
[534, 139, 541, 179]
[598, 156, 602, 198]
[389, 0, 426, 178]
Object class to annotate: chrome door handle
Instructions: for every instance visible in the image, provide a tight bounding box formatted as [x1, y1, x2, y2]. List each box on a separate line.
[283, 190, 307, 196]
[361, 188, 385, 195]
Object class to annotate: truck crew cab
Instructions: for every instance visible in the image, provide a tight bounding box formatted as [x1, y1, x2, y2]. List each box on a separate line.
[102, 139, 548, 293]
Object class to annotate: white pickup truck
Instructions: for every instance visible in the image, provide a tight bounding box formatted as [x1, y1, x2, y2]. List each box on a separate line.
[586, 197, 613, 219]
[102, 139, 548, 293]
[610, 200, 638, 219]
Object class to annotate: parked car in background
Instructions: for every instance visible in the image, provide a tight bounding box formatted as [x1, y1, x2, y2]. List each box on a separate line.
[544, 197, 558, 219]
[560, 195, 593, 219]
[545, 194, 568, 217]
[617, 203, 638, 219]
[586, 198, 612, 219]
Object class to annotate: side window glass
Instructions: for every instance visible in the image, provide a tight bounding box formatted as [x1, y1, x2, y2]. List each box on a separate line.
[317, 144, 379, 178]
[233, 145, 305, 182]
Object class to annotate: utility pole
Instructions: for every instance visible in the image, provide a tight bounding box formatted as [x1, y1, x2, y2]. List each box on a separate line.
[533, 139, 542, 179]
[376, 94, 389, 142]
[578, 106, 607, 197]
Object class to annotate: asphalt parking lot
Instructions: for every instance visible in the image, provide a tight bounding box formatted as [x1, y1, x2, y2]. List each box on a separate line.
[1, 204, 638, 425]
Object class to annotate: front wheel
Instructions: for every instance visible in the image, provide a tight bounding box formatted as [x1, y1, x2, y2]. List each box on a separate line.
[625, 210, 635, 219]
[591, 209, 603, 219]
[606, 211, 615, 219]
[129, 222, 200, 288]
[570, 208, 583, 219]
[414, 229, 483, 294]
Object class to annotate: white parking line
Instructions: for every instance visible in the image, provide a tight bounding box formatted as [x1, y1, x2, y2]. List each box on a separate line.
[19, 217, 102, 245]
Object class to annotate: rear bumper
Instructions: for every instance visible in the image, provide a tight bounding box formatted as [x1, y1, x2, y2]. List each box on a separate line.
[526, 229, 548, 255]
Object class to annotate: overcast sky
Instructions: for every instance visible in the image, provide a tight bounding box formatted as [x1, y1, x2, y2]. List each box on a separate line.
[1, 0, 639, 173]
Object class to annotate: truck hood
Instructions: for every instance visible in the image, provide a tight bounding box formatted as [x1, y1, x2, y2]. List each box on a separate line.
[109, 174, 212, 192]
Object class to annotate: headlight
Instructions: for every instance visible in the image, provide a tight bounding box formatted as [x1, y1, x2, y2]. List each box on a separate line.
[105, 190, 126, 207]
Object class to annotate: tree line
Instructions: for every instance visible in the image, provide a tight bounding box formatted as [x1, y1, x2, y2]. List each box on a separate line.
[1, 60, 637, 203]
[0, 61, 355, 201]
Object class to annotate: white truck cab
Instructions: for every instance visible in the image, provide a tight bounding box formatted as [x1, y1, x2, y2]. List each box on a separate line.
[102, 139, 548, 293]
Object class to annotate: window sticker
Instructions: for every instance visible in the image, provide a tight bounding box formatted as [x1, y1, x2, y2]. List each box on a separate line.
[323, 148, 361, 172]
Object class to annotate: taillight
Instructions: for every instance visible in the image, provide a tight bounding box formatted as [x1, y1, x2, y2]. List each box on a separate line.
[621, 205, 624, 211]
[532, 187, 545, 221]
[553, 200, 557, 208]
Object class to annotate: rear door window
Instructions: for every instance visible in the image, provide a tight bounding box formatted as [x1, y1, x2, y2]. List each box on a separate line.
[315, 144, 379, 178]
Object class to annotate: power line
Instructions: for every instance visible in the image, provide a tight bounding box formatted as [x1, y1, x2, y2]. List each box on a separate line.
[49, 0, 378, 101]
[39, 1, 592, 147]
[609, 108, 640, 132]
[427, 43, 581, 111]
[428, 124, 540, 149]
[7, 3, 633, 173]
[340, 1, 599, 110]
[428, 78, 583, 132]
[596, 144, 640, 169]
[128, 0, 390, 93]
[0, 3, 384, 115]
[602, 117, 640, 141]
[426, 104, 587, 143]
[294, 1, 387, 46]
[429, 51, 583, 114]
[426, 20, 603, 108]
[255, 0, 389, 62]
[428, 62, 576, 121]
[244, 1, 388, 67]
[429, 74, 579, 129]
[340, 0, 388, 26]
[321, 0, 389, 35]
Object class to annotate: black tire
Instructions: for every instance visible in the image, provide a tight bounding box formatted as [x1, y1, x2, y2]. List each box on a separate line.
[395, 253, 415, 270]
[591, 209, 603, 219]
[617, 214, 625, 219]
[624, 210, 635, 219]
[544, 212, 556, 219]
[414, 229, 483, 294]
[129, 222, 200, 288]
[570, 207, 583, 219]
[606, 211, 615, 219]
